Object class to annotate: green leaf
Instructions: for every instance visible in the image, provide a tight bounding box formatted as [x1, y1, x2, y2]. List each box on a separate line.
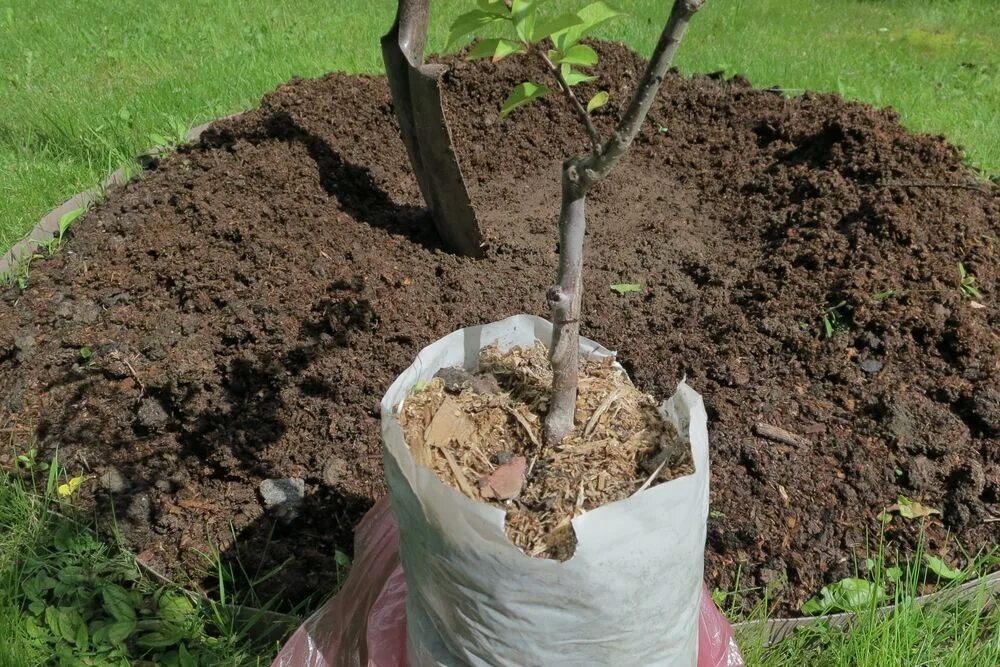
[447, 9, 506, 49]
[137, 630, 183, 649]
[105, 619, 137, 644]
[58, 207, 85, 236]
[710, 588, 727, 607]
[75, 619, 89, 650]
[46, 450, 60, 497]
[587, 90, 609, 113]
[157, 591, 195, 626]
[511, 0, 538, 43]
[24, 615, 46, 639]
[515, 15, 535, 43]
[54, 607, 87, 645]
[466, 38, 525, 62]
[553, 43, 598, 66]
[335, 550, 352, 568]
[500, 82, 550, 118]
[872, 289, 895, 301]
[552, 1, 625, 50]
[531, 12, 584, 43]
[102, 584, 137, 623]
[561, 64, 596, 86]
[924, 555, 962, 580]
[178, 643, 198, 667]
[801, 578, 886, 615]
[611, 282, 643, 295]
[886, 566, 903, 583]
[58, 566, 86, 584]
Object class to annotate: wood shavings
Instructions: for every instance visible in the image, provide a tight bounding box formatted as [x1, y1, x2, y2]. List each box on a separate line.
[399, 343, 693, 560]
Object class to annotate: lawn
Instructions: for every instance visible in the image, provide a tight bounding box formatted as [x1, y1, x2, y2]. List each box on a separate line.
[0, 0, 997, 252]
[1, 0, 999, 664]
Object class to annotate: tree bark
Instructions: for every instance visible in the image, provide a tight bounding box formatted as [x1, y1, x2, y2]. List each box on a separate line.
[544, 161, 588, 444]
[543, 0, 705, 444]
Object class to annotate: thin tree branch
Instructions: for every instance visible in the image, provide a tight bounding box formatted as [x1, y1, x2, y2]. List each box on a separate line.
[538, 47, 603, 155]
[582, 0, 705, 187]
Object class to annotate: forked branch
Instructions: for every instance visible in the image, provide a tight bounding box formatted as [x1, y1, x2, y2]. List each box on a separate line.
[543, 0, 706, 444]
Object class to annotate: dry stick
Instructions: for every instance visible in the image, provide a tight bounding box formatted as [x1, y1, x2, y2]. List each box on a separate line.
[753, 422, 811, 448]
[544, 0, 706, 444]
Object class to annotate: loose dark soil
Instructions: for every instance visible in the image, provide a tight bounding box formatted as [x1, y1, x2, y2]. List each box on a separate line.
[1, 42, 998, 615]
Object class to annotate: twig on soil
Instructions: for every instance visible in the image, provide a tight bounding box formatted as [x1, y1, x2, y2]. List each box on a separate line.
[754, 422, 811, 448]
[122, 357, 145, 396]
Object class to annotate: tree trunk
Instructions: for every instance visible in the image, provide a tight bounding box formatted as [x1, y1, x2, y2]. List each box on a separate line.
[544, 161, 588, 444]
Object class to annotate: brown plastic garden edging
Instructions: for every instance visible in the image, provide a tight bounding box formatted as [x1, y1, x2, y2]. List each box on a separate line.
[8, 118, 1000, 651]
[0, 118, 228, 279]
[733, 569, 1000, 645]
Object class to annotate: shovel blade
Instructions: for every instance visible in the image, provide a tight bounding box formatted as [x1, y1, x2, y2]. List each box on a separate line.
[381, 7, 484, 258]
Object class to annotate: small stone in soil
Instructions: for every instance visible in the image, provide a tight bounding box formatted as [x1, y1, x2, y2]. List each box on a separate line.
[433, 367, 500, 395]
[905, 455, 936, 491]
[433, 367, 473, 393]
[860, 359, 884, 374]
[13, 331, 36, 355]
[99, 467, 129, 493]
[136, 398, 169, 431]
[322, 456, 348, 487]
[126, 493, 152, 522]
[971, 388, 1000, 436]
[259, 478, 306, 521]
[468, 373, 501, 395]
[491, 451, 514, 465]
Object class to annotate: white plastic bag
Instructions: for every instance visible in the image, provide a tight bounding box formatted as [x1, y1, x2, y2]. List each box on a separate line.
[270, 499, 745, 667]
[381, 315, 711, 666]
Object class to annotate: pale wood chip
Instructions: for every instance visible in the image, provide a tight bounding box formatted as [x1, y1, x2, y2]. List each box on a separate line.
[507, 406, 541, 448]
[583, 388, 623, 439]
[425, 397, 476, 448]
[442, 446, 478, 499]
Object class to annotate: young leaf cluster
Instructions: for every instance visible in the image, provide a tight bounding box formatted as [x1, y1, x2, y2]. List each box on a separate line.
[17, 521, 210, 666]
[448, 1, 624, 120]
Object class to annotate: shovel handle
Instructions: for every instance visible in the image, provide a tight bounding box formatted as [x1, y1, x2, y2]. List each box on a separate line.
[391, 0, 430, 65]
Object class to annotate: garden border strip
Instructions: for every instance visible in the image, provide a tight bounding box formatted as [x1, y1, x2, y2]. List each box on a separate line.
[8, 115, 1000, 651]
[0, 118, 228, 280]
[733, 569, 1000, 646]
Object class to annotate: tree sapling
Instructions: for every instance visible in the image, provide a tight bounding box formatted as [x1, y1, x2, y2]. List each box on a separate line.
[449, 0, 707, 443]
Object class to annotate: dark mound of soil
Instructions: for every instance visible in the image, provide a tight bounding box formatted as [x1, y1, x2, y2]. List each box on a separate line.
[1, 42, 998, 615]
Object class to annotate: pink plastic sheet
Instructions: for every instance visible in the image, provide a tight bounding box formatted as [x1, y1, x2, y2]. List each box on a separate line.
[273, 498, 743, 666]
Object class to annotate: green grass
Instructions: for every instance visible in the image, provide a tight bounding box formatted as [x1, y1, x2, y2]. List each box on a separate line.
[744, 586, 1000, 666]
[730, 535, 1000, 666]
[0, 0, 997, 252]
[0, 457, 281, 666]
[3, 460, 998, 666]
